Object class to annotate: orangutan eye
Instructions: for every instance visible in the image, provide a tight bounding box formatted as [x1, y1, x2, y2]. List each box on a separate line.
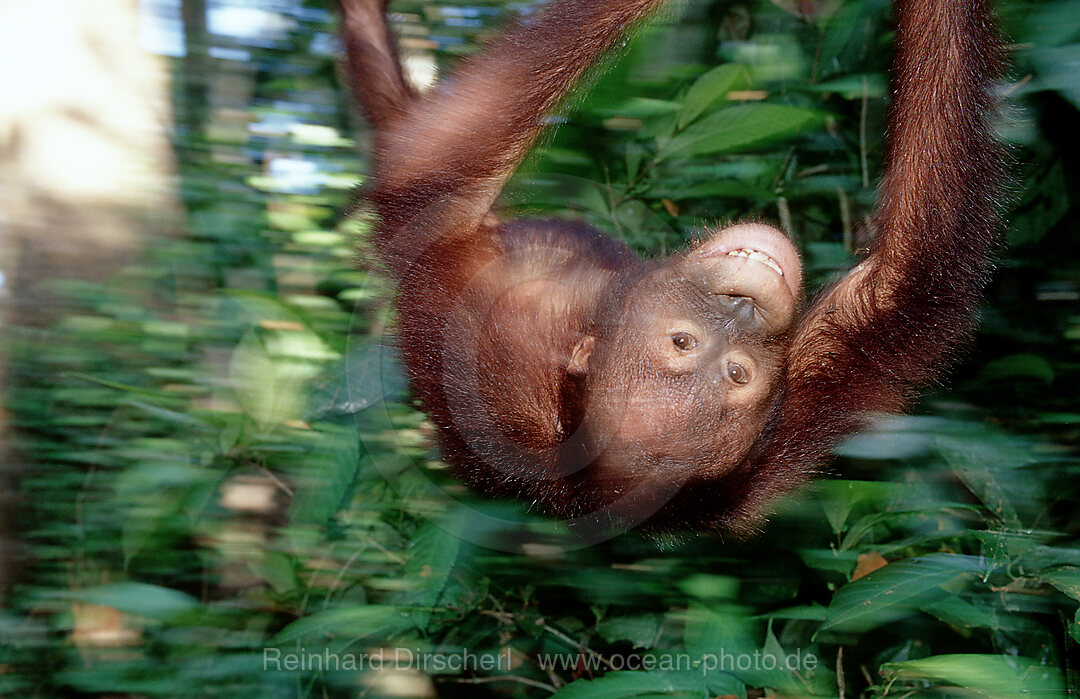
[671, 332, 698, 351]
[726, 361, 750, 384]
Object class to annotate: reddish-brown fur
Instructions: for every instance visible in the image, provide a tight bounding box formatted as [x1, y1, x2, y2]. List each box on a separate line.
[337, 0, 1003, 534]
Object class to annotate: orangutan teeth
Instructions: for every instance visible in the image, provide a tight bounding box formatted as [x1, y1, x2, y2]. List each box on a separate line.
[727, 248, 783, 276]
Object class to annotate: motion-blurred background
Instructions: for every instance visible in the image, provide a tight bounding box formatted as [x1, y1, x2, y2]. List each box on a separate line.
[1, 0, 1079, 696]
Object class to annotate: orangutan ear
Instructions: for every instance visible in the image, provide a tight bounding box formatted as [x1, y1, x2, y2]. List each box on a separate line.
[567, 335, 595, 376]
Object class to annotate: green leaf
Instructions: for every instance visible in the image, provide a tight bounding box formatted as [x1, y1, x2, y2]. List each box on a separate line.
[920, 597, 1001, 631]
[272, 604, 413, 643]
[799, 548, 861, 574]
[659, 104, 823, 161]
[977, 353, 1055, 384]
[683, 604, 756, 661]
[1029, 44, 1080, 112]
[950, 469, 1022, 529]
[678, 574, 739, 600]
[551, 670, 706, 699]
[804, 73, 887, 99]
[402, 516, 466, 631]
[322, 338, 409, 415]
[595, 614, 662, 648]
[1017, 0, 1080, 48]
[679, 64, 750, 127]
[1013, 541, 1080, 571]
[816, 0, 888, 79]
[938, 430, 1038, 529]
[1039, 566, 1080, 600]
[763, 603, 828, 621]
[820, 554, 983, 633]
[229, 330, 304, 430]
[834, 417, 938, 461]
[124, 399, 206, 427]
[598, 97, 682, 119]
[289, 423, 360, 525]
[62, 583, 199, 621]
[813, 480, 896, 535]
[258, 552, 299, 595]
[881, 654, 1064, 698]
[839, 506, 978, 552]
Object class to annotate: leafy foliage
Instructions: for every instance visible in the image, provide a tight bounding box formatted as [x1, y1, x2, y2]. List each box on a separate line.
[4, 0, 1080, 697]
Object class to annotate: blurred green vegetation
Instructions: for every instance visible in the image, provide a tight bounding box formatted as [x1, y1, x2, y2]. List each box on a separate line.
[2, 0, 1080, 697]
